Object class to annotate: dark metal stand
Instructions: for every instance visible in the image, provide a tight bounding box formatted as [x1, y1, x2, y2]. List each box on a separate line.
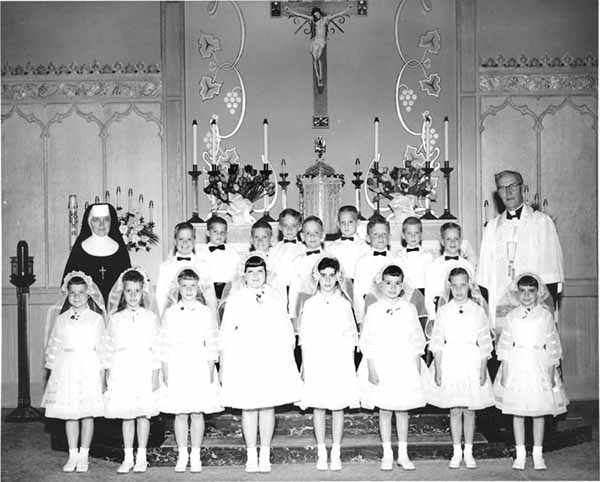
[187, 165, 204, 224]
[439, 164, 457, 219]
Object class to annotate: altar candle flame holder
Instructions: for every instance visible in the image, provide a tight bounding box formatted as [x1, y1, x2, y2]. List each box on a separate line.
[439, 163, 457, 219]
[352, 158, 366, 220]
[258, 163, 276, 223]
[187, 164, 204, 224]
[278, 159, 291, 210]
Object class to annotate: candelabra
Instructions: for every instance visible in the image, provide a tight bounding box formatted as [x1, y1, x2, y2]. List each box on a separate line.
[439, 163, 457, 219]
[68, 195, 78, 249]
[187, 164, 204, 224]
[206, 164, 222, 219]
[7, 241, 42, 422]
[258, 163, 276, 223]
[352, 158, 366, 220]
[420, 163, 437, 220]
[278, 159, 291, 210]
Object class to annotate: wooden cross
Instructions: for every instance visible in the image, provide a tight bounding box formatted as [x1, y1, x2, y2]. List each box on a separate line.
[271, 1, 368, 128]
[99, 265, 107, 280]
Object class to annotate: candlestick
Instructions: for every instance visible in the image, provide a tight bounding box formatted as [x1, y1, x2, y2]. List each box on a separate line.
[278, 159, 290, 211]
[425, 116, 431, 164]
[211, 118, 218, 165]
[420, 160, 437, 220]
[543, 198, 548, 212]
[192, 119, 198, 165]
[263, 119, 269, 165]
[104, 190, 110, 203]
[352, 158, 366, 220]
[138, 194, 144, 214]
[94, 195, 100, 204]
[281, 158, 286, 175]
[127, 188, 133, 212]
[444, 116, 449, 163]
[355, 158, 360, 170]
[187, 165, 204, 224]
[483, 200, 489, 226]
[84, 201, 89, 211]
[68, 195, 78, 249]
[374, 117, 380, 163]
[116, 186, 122, 209]
[260, 162, 275, 223]
[439, 163, 456, 219]
[148, 200, 154, 224]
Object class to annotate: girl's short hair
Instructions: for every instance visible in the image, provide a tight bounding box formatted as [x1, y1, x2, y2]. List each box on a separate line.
[173, 221, 195, 239]
[381, 264, 404, 280]
[440, 222, 462, 237]
[317, 256, 340, 273]
[244, 255, 267, 273]
[517, 274, 539, 290]
[177, 268, 200, 282]
[67, 276, 87, 290]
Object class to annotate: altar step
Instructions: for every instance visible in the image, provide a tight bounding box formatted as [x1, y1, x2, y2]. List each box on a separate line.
[47, 407, 592, 466]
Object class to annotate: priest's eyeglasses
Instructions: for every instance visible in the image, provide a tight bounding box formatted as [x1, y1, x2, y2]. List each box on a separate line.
[497, 182, 521, 194]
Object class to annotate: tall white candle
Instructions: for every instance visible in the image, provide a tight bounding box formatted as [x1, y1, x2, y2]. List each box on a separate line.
[425, 116, 431, 164]
[374, 117, 380, 161]
[263, 119, 269, 165]
[138, 194, 144, 214]
[149, 200, 154, 223]
[211, 119, 217, 165]
[128, 188, 133, 212]
[192, 119, 198, 165]
[444, 116, 449, 162]
[116, 186, 122, 208]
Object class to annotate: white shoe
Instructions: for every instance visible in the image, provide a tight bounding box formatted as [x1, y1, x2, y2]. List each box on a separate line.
[449, 454, 462, 469]
[330, 455, 342, 471]
[512, 457, 526, 470]
[75, 455, 89, 472]
[380, 455, 393, 471]
[245, 452, 259, 473]
[316, 453, 328, 471]
[258, 448, 271, 473]
[190, 457, 202, 473]
[133, 458, 148, 473]
[463, 452, 477, 469]
[62, 455, 79, 472]
[533, 455, 547, 470]
[117, 459, 134, 474]
[174, 455, 188, 472]
[397, 456, 415, 470]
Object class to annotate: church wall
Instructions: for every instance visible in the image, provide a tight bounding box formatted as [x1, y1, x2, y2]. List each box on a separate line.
[1, 0, 597, 405]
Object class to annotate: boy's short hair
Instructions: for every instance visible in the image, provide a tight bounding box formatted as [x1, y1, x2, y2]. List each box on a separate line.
[251, 219, 273, 235]
[517, 274, 539, 290]
[302, 215, 323, 230]
[338, 205, 358, 220]
[402, 216, 422, 231]
[381, 264, 404, 280]
[207, 215, 228, 231]
[317, 256, 340, 273]
[440, 221, 462, 237]
[366, 213, 390, 234]
[494, 170, 523, 187]
[173, 221, 195, 239]
[178, 268, 200, 282]
[278, 208, 302, 224]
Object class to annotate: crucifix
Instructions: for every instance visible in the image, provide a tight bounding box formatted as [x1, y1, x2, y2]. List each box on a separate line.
[99, 265, 107, 280]
[271, 1, 368, 128]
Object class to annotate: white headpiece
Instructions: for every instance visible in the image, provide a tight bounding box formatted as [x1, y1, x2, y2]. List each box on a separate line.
[309, 254, 352, 300]
[89, 204, 110, 219]
[106, 266, 154, 315]
[371, 262, 426, 318]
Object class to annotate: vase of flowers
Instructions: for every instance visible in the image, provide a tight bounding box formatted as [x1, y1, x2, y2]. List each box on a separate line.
[204, 162, 276, 225]
[116, 208, 159, 252]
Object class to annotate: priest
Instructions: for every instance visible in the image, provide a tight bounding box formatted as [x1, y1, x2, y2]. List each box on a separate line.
[62, 203, 131, 304]
[477, 170, 564, 330]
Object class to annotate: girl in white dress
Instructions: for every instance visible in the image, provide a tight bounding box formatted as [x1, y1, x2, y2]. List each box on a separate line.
[493, 273, 568, 471]
[427, 267, 494, 469]
[358, 264, 427, 471]
[297, 256, 359, 471]
[159, 266, 223, 473]
[41, 272, 106, 473]
[103, 268, 160, 473]
[220, 254, 302, 473]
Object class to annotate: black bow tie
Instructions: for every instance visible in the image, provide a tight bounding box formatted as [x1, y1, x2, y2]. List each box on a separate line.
[283, 239, 297, 244]
[306, 249, 321, 256]
[177, 256, 191, 261]
[406, 247, 420, 252]
[340, 236, 354, 241]
[506, 206, 523, 220]
[373, 251, 387, 257]
[445, 255, 459, 261]
[209, 245, 225, 252]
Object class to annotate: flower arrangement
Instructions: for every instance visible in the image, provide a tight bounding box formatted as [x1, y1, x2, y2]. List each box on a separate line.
[204, 162, 276, 206]
[367, 161, 436, 201]
[116, 208, 159, 252]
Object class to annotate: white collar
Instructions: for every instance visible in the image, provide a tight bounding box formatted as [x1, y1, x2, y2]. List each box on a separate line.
[81, 233, 118, 256]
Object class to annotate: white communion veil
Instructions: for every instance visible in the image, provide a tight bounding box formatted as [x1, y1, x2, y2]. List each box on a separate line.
[106, 266, 156, 315]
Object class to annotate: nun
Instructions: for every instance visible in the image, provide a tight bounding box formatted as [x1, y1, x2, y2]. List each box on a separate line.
[62, 203, 131, 304]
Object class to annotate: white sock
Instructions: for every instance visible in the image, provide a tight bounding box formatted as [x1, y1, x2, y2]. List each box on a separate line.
[190, 447, 200, 458]
[533, 445, 543, 456]
[136, 448, 147, 460]
[452, 444, 462, 457]
[398, 441, 408, 458]
[317, 444, 327, 456]
[123, 447, 134, 462]
[515, 445, 526, 458]
[464, 443, 473, 456]
[68, 448, 78, 458]
[260, 446, 270, 458]
[331, 443, 341, 458]
[247, 446, 257, 458]
[79, 448, 89, 458]
[178, 447, 188, 458]
[382, 442, 393, 457]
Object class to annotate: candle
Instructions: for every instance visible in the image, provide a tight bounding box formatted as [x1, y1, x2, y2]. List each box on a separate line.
[138, 194, 144, 213]
[210, 118, 217, 165]
[94, 195, 100, 204]
[68, 194, 77, 210]
[444, 116, 449, 163]
[483, 200, 489, 225]
[84, 201, 89, 211]
[104, 190, 110, 203]
[128, 188, 133, 212]
[192, 119, 198, 165]
[543, 198, 548, 212]
[374, 117, 380, 161]
[263, 119, 269, 165]
[116, 186, 121, 208]
[425, 116, 431, 164]
[149, 200, 154, 223]
[355, 158, 360, 171]
[17, 240, 28, 276]
[281, 158, 286, 174]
